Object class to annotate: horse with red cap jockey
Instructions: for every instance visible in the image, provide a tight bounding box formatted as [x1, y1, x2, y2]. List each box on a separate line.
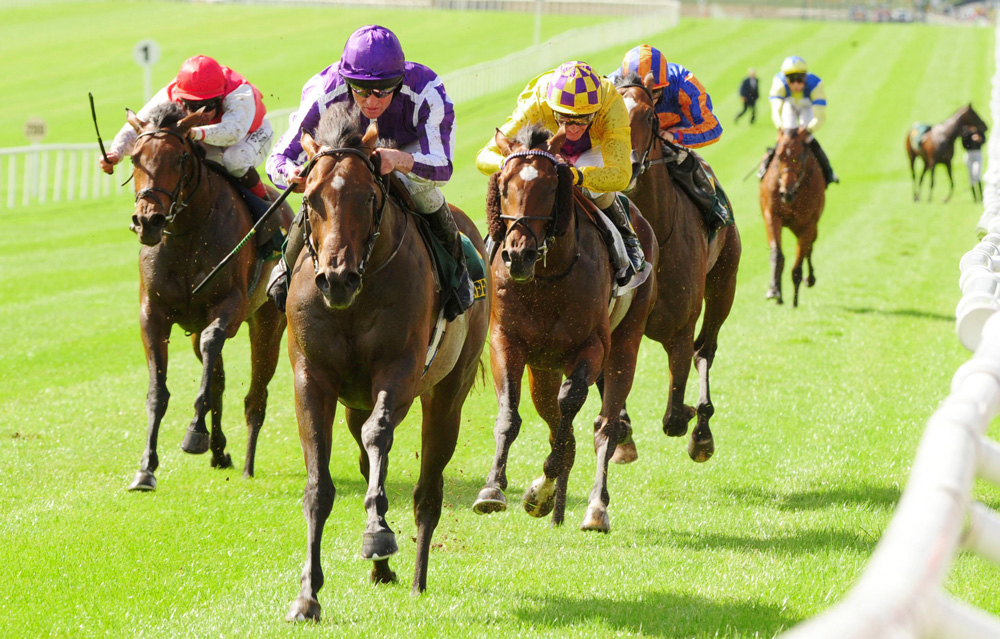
[266, 24, 474, 322]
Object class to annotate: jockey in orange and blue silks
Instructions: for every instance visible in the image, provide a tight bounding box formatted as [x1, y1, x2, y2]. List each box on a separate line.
[759, 56, 838, 187]
[476, 60, 647, 280]
[609, 45, 733, 233]
[608, 44, 722, 149]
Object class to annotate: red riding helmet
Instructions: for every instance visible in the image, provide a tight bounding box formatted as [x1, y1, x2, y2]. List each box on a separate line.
[173, 56, 226, 101]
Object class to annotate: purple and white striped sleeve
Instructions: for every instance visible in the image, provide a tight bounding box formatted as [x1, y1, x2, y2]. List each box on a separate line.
[266, 71, 329, 190]
[407, 76, 455, 182]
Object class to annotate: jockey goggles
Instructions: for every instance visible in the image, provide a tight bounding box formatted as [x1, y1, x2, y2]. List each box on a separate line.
[181, 97, 221, 113]
[786, 73, 807, 84]
[554, 112, 596, 127]
[346, 80, 401, 99]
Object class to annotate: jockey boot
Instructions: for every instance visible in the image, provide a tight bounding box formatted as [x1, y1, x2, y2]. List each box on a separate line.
[266, 201, 307, 313]
[669, 154, 732, 232]
[239, 167, 269, 201]
[807, 138, 839, 187]
[600, 197, 646, 281]
[424, 200, 474, 321]
[757, 146, 776, 180]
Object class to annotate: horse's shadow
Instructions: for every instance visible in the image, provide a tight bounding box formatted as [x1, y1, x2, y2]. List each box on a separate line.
[722, 484, 902, 512]
[841, 306, 953, 322]
[513, 590, 796, 638]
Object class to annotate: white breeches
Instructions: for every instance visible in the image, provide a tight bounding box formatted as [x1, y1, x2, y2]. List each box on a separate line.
[966, 149, 983, 183]
[574, 145, 615, 209]
[777, 101, 813, 130]
[394, 141, 446, 213]
[203, 119, 274, 177]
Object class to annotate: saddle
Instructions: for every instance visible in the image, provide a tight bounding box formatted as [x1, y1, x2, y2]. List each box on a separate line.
[205, 161, 285, 258]
[909, 123, 932, 153]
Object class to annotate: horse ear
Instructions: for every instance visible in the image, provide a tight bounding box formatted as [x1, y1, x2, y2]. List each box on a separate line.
[362, 121, 379, 155]
[177, 108, 212, 134]
[126, 108, 147, 134]
[495, 128, 512, 157]
[301, 132, 320, 159]
[486, 172, 505, 244]
[642, 71, 656, 93]
[548, 129, 566, 156]
[553, 163, 575, 237]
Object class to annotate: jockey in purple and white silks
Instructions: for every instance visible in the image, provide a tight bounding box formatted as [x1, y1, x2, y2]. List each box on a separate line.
[265, 24, 473, 319]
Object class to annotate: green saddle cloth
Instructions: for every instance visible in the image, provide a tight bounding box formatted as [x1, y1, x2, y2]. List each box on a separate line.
[910, 123, 932, 152]
[413, 216, 487, 303]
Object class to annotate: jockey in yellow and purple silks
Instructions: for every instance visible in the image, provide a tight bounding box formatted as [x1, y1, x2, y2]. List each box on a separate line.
[759, 56, 838, 186]
[608, 45, 732, 232]
[476, 60, 646, 280]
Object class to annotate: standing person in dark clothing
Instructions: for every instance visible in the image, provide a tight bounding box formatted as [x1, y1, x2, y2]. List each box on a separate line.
[735, 67, 759, 124]
[961, 125, 986, 202]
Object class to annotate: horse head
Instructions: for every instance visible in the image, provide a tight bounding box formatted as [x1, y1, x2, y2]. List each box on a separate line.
[487, 124, 574, 282]
[614, 71, 660, 192]
[127, 103, 209, 246]
[299, 104, 386, 309]
[958, 103, 988, 134]
[776, 127, 811, 204]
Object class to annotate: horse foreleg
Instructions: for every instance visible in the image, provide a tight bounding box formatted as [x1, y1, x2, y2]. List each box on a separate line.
[928, 163, 936, 202]
[792, 228, 817, 308]
[689, 229, 740, 464]
[286, 362, 337, 623]
[359, 382, 414, 563]
[917, 163, 929, 202]
[243, 302, 286, 478]
[473, 340, 527, 515]
[943, 163, 954, 203]
[595, 375, 633, 462]
[129, 303, 170, 491]
[412, 365, 473, 594]
[181, 318, 229, 464]
[345, 406, 395, 586]
[524, 367, 564, 523]
[768, 244, 785, 304]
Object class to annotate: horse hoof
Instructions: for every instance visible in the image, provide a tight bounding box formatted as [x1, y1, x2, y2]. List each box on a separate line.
[127, 469, 156, 492]
[472, 487, 507, 514]
[180, 430, 210, 455]
[285, 596, 321, 622]
[522, 476, 556, 518]
[663, 415, 689, 438]
[211, 453, 233, 469]
[580, 506, 611, 533]
[688, 437, 715, 463]
[361, 531, 398, 560]
[807, 275, 816, 287]
[610, 442, 638, 464]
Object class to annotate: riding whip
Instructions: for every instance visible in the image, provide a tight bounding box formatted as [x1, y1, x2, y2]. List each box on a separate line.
[742, 163, 760, 182]
[88, 92, 110, 164]
[192, 158, 316, 295]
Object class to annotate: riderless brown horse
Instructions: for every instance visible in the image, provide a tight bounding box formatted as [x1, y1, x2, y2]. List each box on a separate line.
[471, 124, 657, 533]
[906, 103, 987, 202]
[615, 74, 741, 463]
[283, 105, 489, 618]
[125, 102, 292, 491]
[760, 126, 824, 307]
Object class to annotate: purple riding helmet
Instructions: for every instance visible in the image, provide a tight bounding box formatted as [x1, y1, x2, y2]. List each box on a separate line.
[339, 25, 406, 89]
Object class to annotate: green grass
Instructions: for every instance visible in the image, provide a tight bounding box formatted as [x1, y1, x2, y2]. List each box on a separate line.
[1, 4, 999, 637]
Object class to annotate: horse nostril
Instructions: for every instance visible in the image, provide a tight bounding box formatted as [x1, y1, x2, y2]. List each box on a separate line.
[149, 214, 166, 230]
[314, 272, 331, 294]
[501, 250, 511, 266]
[344, 272, 361, 291]
[131, 215, 140, 230]
[522, 248, 538, 264]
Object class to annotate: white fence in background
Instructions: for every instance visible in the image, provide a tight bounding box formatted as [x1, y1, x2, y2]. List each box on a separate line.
[0, 3, 677, 210]
[778, 14, 1000, 639]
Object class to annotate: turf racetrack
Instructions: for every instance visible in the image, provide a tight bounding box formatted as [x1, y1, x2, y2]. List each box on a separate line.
[1, 3, 997, 637]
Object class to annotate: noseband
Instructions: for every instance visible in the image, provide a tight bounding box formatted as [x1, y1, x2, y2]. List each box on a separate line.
[132, 128, 203, 230]
[499, 149, 561, 259]
[301, 146, 394, 285]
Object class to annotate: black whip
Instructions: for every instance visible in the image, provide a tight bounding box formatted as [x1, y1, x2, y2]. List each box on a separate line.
[88, 92, 110, 164]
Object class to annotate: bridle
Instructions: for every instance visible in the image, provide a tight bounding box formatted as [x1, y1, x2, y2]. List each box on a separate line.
[498, 149, 560, 262]
[778, 133, 811, 200]
[132, 128, 203, 231]
[301, 146, 399, 287]
[616, 82, 668, 189]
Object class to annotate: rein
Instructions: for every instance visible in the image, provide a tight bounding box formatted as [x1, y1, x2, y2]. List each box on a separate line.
[301, 146, 397, 287]
[778, 137, 812, 199]
[617, 83, 669, 187]
[132, 128, 203, 231]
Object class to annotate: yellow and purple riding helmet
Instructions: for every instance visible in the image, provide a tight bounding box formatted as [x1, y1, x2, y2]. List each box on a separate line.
[620, 45, 669, 90]
[546, 61, 603, 116]
[781, 56, 808, 76]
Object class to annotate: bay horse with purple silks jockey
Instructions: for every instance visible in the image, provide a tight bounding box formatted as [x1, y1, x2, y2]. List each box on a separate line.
[283, 105, 489, 618]
[615, 73, 741, 463]
[125, 102, 292, 491]
[906, 103, 987, 203]
[760, 126, 824, 307]
[470, 124, 657, 533]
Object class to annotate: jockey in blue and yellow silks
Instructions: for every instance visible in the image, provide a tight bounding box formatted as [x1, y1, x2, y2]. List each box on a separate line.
[476, 60, 646, 279]
[759, 56, 838, 186]
[608, 45, 732, 232]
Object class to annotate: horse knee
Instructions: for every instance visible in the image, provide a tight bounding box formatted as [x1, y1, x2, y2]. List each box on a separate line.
[557, 375, 589, 417]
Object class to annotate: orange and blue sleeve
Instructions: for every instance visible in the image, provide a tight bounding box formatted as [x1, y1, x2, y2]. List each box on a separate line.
[667, 73, 722, 148]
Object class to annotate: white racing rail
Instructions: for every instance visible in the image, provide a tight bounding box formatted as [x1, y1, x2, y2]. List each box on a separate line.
[779, 14, 1000, 639]
[0, 2, 678, 210]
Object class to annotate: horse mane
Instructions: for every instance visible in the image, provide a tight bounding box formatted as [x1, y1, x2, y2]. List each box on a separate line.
[148, 102, 187, 129]
[613, 71, 644, 88]
[485, 123, 574, 243]
[313, 103, 366, 150]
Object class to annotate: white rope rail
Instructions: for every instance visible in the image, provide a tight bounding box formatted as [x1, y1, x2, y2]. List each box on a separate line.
[779, 13, 1000, 639]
